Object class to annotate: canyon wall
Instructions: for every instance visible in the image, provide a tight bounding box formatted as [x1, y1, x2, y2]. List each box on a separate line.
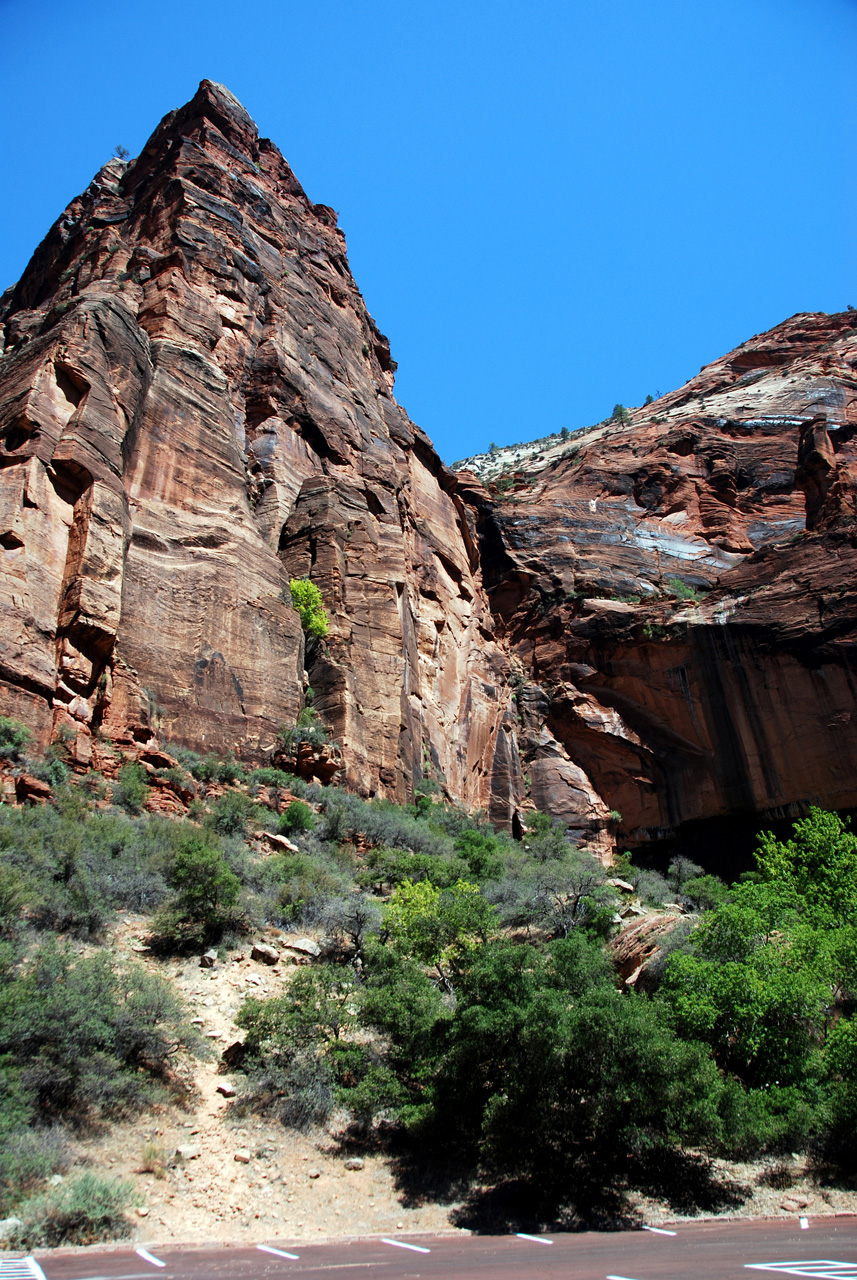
[2, 81, 856, 856]
[0, 81, 516, 820]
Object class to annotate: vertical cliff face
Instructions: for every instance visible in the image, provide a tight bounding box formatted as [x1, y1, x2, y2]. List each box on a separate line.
[0, 81, 516, 817]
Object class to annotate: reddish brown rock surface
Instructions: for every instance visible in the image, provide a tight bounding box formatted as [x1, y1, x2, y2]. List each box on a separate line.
[458, 310, 857, 852]
[0, 81, 513, 818]
[2, 80, 857, 856]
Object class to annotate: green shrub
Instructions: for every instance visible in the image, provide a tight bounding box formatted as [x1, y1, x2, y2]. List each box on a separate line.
[149, 831, 242, 950]
[10, 1172, 136, 1246]
[280, 800, 315, 835]
[666, 577, 703, 603]
[114, 762, 148, 814]
[206, 789, 258, 837]
[250, 767, 298, 789]
[0, 717, 31, 761]
[289, 578, 329, 639]
[278, 711, 330, 753]
[0, 942, 198, 1127]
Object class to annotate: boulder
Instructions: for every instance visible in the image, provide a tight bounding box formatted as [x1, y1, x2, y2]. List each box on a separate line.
[283, 937, 321, 958]
[251, 942, 280, 966]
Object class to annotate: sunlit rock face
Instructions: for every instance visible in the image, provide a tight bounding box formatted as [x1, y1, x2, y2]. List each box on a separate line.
[2, 79, 857, 856]
[0, 81, 515, 818]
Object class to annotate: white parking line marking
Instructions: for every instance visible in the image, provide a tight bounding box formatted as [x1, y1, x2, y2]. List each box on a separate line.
[516, 1232, 553, 1244]
[0, 1263, 47, 1280]
[642, 1225, 677, 1235]
[135, 1250, 166, 1269]
[381, 1239, 431, 1254]
[258, 1246, 300, 1260]
[607, 1274, 644, 1280]
[746, 1264, 857, 1278]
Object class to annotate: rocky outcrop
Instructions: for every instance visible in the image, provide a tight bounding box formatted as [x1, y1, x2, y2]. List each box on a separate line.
[0, 81, 514, 816]
[2, 81, 857, 859]
[465, 310, 857, 852]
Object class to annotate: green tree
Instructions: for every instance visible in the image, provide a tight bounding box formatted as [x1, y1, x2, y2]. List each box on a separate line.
[289, 578, 329, 639]
[385, 878, 498, 989]
[661, 808, 857, 1154]
[612, 403, 631, 425]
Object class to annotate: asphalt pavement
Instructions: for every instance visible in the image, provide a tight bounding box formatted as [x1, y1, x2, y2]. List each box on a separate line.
[4, 1216, 857, 1280]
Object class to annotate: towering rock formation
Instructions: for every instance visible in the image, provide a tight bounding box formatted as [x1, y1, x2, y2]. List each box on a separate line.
[0, 81, 516, 820]
[1, 80, 856, 859]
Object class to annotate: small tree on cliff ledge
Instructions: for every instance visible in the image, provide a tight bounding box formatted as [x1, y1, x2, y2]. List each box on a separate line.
[289, 578, 329, 639]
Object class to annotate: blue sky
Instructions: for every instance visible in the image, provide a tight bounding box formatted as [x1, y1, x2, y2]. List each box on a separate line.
[1, 0, 855, 462]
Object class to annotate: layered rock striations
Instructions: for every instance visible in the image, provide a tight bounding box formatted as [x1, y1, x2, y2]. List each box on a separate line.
[0, 81, 515, 818]
[2, 80, 857, 857]
[457, 311, 857, 850]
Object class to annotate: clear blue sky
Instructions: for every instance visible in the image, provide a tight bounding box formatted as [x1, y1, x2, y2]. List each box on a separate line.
[2, 0, 856, 462]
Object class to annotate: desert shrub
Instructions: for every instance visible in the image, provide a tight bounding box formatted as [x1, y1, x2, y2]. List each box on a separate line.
[262, 851, 349, 926]
[0, 1127, 72, 1216]
[280, 799, 315, 834]
[149, 830, 242, 950]
[278, 712, 330, 752]
[0, 717, 31, 760]
[667, 855, 704, 892]
[139, 1142, 169, 1178]
[173, 749, 246, 785]
[0, 804, 173, 935]
[113, 762, 148, 814]
[0, 942, 197, 1127]
[235, 1049, 336, 1131]
[235, 966, 401, 1130]
[206, 789, 259, 837]
[317, 792, 452, 860]
[319, 893, 382, 953]
[10, 1172, 136, 1246]
[487, 851, 610, 937]
[632, 868, 672, 906]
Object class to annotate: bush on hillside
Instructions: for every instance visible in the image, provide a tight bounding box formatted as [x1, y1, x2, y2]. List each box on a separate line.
[9, 1172, 136, 1247]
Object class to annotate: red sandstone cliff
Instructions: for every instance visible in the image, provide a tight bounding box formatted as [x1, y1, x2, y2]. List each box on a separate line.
[457, 310, 857, 852]
[2, 81, 857, 857]
[0, 82, 516, 821]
